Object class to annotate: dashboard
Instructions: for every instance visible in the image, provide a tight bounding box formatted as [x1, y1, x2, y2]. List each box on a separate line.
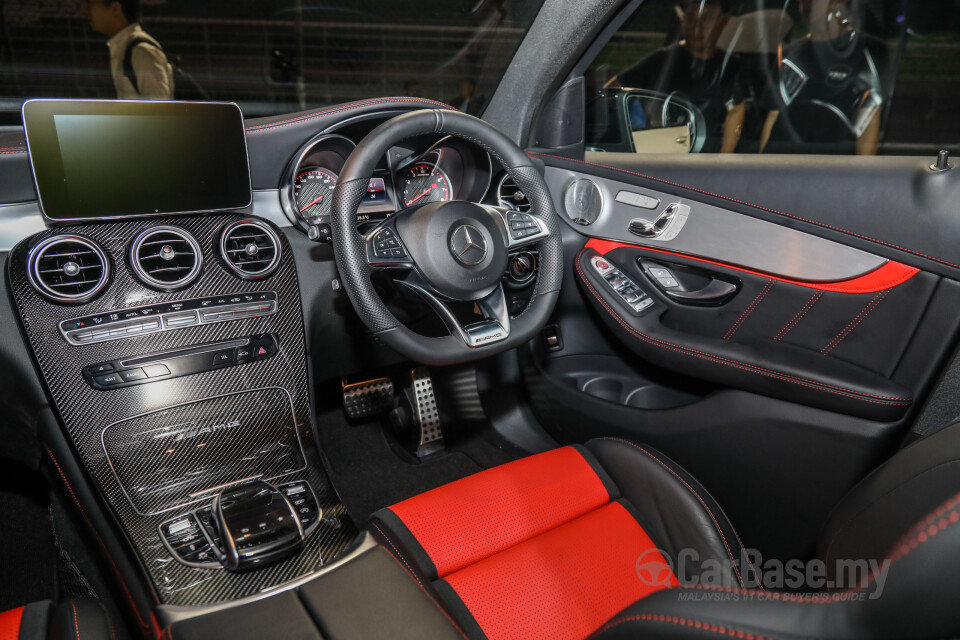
[0, 100, 542, 614]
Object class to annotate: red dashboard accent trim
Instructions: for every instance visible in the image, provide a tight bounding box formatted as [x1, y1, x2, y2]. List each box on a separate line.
[585, 238, 919, 294]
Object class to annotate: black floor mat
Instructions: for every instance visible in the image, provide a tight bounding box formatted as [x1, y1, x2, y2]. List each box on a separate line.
[317, 406, 516, 523]
[0, 461, 57, 611]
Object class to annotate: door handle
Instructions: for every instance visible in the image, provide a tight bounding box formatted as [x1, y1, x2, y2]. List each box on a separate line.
[662, 279, 738, 304]
[639, 258, 739, 306]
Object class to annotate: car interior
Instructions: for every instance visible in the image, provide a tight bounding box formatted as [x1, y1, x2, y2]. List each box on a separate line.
[1, 0, 960, 638]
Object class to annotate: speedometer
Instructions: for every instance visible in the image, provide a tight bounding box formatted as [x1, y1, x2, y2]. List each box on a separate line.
[294, 168, 338, 220]
[401, 164, 451, 207]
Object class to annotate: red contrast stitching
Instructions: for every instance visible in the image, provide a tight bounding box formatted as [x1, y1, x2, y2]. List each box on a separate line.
[575, 251, 911, 405]
[601, 437, 749, 588]
[370, 521, 425, 588]
[820, 290, 889, 355]
[378, 546, 471, 640]
[775, 291, 823, 341]
[594, 613, 777, 640]
[43, 447, 153, 633]
[0, 150, 27, 155]
[0, 146, 26, 151]
[70, 600, 81, 640]
[245, 97, 455, 132]
[724, 280, 774, 340]
[533, 152, 960, 271]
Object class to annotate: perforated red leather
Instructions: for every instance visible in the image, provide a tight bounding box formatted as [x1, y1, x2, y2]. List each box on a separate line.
[0, 606, 24, 640]
[443, 502, 678, 640]
[388, 446, 612, 577]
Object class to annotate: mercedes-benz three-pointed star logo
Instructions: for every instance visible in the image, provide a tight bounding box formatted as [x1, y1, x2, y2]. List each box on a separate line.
[450, 224, 487, 266]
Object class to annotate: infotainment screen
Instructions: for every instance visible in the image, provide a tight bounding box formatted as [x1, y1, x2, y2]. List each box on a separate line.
[22, 100, 251, 221]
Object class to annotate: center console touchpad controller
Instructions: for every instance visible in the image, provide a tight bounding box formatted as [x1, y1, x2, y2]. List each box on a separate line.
[213, 480, 304, 571]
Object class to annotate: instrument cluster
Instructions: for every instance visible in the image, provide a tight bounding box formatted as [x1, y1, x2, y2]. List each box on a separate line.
[281, 131, 493, 237]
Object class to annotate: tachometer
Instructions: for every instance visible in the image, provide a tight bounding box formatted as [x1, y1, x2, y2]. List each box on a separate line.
[401, 164, 451, 207]
[294, 168, 338, 220]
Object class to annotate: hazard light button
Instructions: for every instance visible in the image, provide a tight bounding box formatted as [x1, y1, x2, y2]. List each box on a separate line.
[252, 333, 278, 359]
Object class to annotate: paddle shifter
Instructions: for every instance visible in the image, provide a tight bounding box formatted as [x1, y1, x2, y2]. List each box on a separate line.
[212, 480, 304, 571]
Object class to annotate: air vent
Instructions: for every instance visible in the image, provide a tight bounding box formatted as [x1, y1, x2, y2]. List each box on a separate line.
[27, 235, 110, 304]
[497, 174, 531, 212]
[219, 220, 281, 279]
[130, 226, 202, 291]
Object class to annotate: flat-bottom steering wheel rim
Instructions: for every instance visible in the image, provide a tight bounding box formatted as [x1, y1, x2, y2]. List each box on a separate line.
[330, 108, 563, 366]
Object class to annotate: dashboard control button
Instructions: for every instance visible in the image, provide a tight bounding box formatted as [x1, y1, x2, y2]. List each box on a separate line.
[119, 368, 147, 382]
[211, 350, 235, 366]
[94, 372, 123, 386]
[89, 363, 114, 374]
[252, 334, 278, 358]
[143, 364, 171, 378]
[235, 346, 252, 362]
[164, 312, 198, 328]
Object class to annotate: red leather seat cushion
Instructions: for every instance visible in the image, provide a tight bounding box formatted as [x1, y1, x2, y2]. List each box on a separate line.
[0, 607, 24, 640]
[388, 446, 612, 577]
[442, 501, 678, 640]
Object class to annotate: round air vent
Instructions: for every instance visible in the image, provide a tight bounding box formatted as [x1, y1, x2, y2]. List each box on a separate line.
[27, 235, 110, 304]
[497, 174, 531, 212]
[219, 220, 281, 279]
[562, 178, 603, 226]
[130, 226, 203, 291]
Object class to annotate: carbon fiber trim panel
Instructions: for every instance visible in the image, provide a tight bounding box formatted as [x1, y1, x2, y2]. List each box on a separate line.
[102, 387, 306, 516]
[8, 213, 358, 607]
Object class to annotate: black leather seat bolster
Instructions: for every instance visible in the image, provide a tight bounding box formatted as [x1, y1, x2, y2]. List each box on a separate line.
[49, 598, 114, 640]
[818, 421, 960, 576]
[585, 438, 750, 588]
[15, 601, 52, 640]
[593, 479, 960, 640]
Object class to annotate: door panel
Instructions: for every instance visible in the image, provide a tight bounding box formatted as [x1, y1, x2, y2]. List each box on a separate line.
[535, 152, 960, 278]
[523, 152, 960, 561]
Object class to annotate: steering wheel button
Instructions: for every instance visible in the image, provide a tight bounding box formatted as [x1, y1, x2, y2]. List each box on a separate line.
[389, 248, 406, 258]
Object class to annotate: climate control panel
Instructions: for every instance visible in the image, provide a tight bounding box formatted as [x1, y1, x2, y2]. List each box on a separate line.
[60, 291, 278, 346]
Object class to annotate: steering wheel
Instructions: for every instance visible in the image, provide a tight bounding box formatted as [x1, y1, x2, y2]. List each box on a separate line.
[330, 109, 563, 366]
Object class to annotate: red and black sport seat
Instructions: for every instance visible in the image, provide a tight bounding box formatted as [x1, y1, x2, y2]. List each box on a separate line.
[0, 599, 112, 640]
[370, 429, 960, 639]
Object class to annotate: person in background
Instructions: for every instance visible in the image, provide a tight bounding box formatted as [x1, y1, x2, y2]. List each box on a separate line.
[448, 78, 485, 116]
[606, 0, 745, 153]
[82, 0, 173, 100]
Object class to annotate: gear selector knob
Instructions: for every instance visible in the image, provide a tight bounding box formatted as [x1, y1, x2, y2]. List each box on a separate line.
[213, 480, 304, 571]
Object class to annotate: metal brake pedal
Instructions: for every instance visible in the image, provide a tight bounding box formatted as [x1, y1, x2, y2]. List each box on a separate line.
[411, 368, 443, 457]
[342, 376, 394, 420]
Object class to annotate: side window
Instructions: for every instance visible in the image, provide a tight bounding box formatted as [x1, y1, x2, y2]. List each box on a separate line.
[585, 0, 959, 156]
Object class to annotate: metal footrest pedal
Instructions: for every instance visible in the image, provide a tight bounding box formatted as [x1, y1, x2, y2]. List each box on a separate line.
[411, 367, 443, 457]
[342, 376, 395, 420]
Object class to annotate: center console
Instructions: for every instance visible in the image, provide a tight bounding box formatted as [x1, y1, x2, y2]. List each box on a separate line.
[7, 213, 359, 606]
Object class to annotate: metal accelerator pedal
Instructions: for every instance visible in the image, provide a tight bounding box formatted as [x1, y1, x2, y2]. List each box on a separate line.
[342, 376, 395, 420]
[411, 367, 444, 457]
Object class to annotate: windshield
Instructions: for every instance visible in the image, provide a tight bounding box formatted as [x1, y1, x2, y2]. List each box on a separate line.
[0, 0, 545, 124]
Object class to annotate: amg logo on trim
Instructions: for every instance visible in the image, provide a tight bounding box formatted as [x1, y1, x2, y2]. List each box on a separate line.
[474, 331, 506, 344]
[158, 419, 242, 442]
